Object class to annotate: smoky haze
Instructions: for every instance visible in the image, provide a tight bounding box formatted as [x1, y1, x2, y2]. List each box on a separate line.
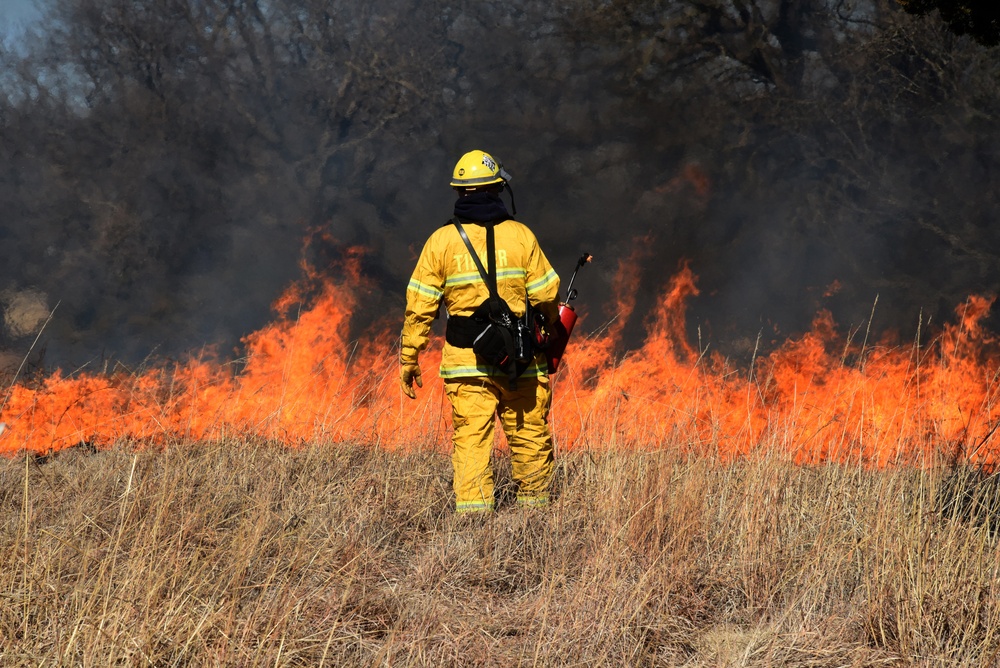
[1, 0, 998, 373]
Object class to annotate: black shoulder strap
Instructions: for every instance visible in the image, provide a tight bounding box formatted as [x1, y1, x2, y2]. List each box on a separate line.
[451, 218, 522, 388]
[452, 217, 498, 299]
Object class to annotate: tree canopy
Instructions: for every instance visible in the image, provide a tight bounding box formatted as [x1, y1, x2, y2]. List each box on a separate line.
[898, 0, 1000, 45]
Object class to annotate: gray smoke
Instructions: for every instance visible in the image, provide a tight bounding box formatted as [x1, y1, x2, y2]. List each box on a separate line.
[1, 0, 997, 373]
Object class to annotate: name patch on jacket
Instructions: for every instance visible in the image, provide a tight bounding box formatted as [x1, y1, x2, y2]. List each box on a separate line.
[453, 250, 508, 273]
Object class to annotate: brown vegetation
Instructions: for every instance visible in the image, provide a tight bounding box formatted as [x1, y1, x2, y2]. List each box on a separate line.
[3, 440, 1000, 665]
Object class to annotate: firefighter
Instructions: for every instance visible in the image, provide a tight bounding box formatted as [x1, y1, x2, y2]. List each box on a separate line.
[400, 150, 561, 513]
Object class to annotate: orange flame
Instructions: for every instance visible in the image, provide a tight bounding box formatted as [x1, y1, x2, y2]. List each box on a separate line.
[4, 248, 1000, 470]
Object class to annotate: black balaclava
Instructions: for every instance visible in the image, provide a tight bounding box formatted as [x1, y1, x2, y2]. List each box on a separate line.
[453, 190, 511, 223]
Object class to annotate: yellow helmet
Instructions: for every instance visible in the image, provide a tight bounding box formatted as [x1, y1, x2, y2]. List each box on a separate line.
[450, 150, 511, 189]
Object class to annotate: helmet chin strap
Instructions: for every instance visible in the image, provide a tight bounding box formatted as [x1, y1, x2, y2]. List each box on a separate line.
[497, 165, 515, 216]
[502, 182, 517, 217]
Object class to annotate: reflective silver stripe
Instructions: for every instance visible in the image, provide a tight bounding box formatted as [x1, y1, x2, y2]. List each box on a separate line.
[527, 268, 558, 293]
[440, 365, 492, 377]
[445, 268, 526, 286]
[516, 494, 549, 507]
[497, 268, 527, 280]
[408, 278, 443, 299]
[456, 500, 494, 513]
[444, 271, 487, 286]
[451, 174, 503, 186]
[440, 362, 546, 378]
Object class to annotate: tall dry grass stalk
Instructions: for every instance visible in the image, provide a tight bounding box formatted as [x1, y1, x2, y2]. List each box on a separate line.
[2, 438, 1000, 666]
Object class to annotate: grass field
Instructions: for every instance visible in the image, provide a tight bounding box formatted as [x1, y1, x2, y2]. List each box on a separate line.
[3, 439, 1000, 666]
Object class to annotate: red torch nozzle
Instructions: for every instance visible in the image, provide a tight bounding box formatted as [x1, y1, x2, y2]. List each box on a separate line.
[548, 252, 593, 373]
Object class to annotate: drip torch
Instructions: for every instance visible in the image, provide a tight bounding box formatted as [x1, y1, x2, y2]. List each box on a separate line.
[547, 252, 592, 373]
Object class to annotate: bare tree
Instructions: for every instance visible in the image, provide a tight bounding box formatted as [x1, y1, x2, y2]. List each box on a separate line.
[3, 0, 1000, 368]
[897, 0, 1000, 46]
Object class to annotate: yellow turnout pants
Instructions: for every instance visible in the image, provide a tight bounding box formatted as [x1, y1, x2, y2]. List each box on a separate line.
[444, 376, 554, 513]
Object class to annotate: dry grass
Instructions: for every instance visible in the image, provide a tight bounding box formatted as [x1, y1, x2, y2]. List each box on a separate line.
[2, 439, 1000, 666]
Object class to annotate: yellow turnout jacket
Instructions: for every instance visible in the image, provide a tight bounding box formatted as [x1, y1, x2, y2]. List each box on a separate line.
[402, 219, 561, 379]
